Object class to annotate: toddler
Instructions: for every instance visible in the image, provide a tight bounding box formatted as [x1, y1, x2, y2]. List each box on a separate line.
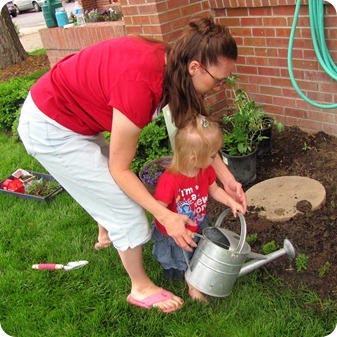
[152, 115, 244, 303]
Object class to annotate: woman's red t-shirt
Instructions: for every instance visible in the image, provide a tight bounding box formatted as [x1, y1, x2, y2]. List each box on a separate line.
[30, 36, 166, 135]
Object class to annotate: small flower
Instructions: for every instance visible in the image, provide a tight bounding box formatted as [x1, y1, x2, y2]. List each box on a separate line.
[82, 8, 123, 23]
[140, 157, 172, 186]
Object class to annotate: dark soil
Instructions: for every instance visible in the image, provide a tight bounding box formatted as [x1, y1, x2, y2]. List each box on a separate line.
[0, 54, 49, 82]
[1, 55, 336, 302]
[208, 127, 337, 301]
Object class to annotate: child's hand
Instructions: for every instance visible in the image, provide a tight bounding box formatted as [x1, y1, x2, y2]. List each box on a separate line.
[227, 198, 245, 218]
[224, 180, 247, 214]
[209, 181, 245, 217]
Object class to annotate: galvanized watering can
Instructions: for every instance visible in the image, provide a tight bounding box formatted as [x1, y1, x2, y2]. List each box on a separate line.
[185, 209, 295, 297]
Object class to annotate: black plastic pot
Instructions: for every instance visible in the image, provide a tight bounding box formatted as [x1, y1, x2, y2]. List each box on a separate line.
[257, 122, 272, 157]
[220, 148, 257, 186]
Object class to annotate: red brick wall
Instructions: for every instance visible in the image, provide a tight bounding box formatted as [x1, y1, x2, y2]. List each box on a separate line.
[211, 0, 337, 136]
[39, 21, 126, 66]
[119, 0, 210, 42]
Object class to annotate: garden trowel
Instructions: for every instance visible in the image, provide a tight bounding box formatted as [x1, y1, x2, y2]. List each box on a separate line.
[32, 260, 89, 271]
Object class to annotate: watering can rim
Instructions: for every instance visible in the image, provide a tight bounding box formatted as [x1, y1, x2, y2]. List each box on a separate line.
[201, 227, 251, 254]
[191, 209, 249, 254]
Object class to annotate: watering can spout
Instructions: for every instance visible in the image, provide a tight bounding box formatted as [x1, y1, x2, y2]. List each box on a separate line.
[238, 239, 295, 278]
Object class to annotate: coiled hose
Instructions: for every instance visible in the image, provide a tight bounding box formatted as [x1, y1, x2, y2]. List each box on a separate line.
[287, 0, 337, 108]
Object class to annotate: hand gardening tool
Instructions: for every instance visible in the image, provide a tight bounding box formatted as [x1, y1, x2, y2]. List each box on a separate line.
[32, 260, 89, 271]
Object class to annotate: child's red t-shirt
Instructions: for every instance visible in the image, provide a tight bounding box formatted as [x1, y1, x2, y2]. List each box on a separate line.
[154, 166, 216, 235]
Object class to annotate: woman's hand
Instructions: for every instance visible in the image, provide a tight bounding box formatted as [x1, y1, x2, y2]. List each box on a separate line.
[160, 211, 197, 252]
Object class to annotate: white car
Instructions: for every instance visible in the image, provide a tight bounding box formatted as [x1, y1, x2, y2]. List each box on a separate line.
[13, 0, 44, 14]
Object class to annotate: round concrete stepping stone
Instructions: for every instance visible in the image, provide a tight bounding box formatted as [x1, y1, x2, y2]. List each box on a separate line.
[246, 176, 326, 222]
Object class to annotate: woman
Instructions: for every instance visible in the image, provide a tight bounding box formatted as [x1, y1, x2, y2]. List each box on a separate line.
[18, 15, 246, 313]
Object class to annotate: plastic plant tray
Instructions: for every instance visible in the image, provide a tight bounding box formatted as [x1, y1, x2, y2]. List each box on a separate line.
[0, 170, 63, 202]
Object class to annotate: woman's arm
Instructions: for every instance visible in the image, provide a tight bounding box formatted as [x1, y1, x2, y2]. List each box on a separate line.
[212, 154, 247, 213]
[109, 109, 196, 251]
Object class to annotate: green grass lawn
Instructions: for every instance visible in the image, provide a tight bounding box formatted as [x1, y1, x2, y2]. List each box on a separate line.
[0, 132, 336, 337]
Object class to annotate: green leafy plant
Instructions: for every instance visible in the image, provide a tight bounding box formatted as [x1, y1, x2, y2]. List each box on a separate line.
[0, 78, 35, 131]
[318, 262, 331, 278]
[295, 253, 309, 271]
[222, 111, 259, 156]
[25, 178, 61, 197]
[0, 68, 49, 135]
[246, 233, 258, 246]
[262, 240, 278, 255]
[222, 75, 284, 156]
[302, 142, 312, 151]
[131, 114, 172, 174]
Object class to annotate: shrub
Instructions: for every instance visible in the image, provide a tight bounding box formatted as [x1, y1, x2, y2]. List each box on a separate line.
[0, 69, 49, 134]
[105, 113, 172, 174]
[131, 114, 172, 174]
[0, 78, 35, 131]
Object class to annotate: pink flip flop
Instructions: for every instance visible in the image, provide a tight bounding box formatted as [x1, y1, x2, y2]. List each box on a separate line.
[126, 289, 180, 313]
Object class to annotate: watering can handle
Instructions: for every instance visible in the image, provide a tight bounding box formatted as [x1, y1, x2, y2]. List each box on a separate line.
[215, 209, 247, 255]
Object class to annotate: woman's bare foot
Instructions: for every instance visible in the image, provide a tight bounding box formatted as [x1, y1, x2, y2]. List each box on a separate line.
[95, 223, 111, 250]
[94, 241, 111, 250]
[187, 282, 209, 304]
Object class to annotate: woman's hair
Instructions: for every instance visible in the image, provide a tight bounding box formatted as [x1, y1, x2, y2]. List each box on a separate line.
[165, 15, 238, 129]
[168, 115, 223, 174]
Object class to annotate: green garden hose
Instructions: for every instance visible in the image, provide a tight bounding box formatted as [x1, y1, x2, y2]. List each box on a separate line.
[288, 0, 337, 108]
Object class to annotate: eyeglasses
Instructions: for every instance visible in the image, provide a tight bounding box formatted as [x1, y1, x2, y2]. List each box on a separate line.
[198, 62, 230, 87]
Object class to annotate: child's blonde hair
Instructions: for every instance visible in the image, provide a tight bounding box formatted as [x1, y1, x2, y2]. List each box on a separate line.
[169, 115, 223, 173]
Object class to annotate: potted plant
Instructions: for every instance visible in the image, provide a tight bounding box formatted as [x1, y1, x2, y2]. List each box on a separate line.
[221, 110, 259, 185]
[139, 156, 172, 195]
[226, 76, 284, 155]
[221, 76, 284, 185]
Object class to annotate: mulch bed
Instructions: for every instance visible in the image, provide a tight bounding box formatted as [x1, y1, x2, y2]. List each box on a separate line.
[207, 126, 337, 301]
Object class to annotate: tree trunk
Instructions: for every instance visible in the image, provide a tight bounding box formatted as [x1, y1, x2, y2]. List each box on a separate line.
[0, 5, 28, 69]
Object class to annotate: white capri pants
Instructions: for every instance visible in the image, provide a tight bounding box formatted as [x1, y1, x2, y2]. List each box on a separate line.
[17, 93, 151, 251]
